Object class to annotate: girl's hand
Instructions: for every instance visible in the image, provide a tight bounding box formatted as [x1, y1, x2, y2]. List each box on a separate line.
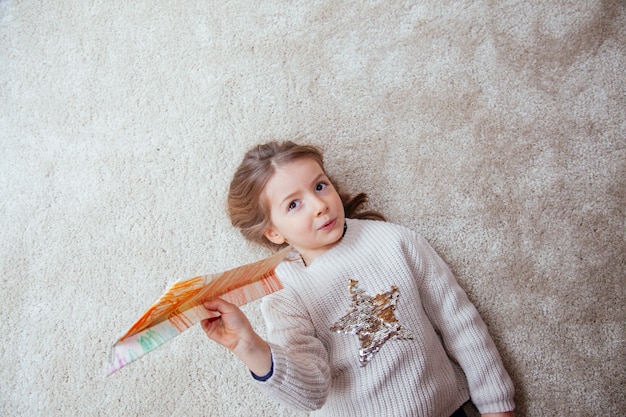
[482, 412, 515, 417]
[201, 298, 252, 351]
[201, 298, 272, 377]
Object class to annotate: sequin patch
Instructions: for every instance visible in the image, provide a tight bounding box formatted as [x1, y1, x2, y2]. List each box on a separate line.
[330, 279, 414, 367]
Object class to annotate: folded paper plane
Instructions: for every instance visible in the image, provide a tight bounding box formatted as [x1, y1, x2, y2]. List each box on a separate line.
[107, 247, 291, 375]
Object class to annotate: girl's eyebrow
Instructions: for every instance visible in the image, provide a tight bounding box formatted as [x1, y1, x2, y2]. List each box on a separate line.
[279, 173, 327, 207]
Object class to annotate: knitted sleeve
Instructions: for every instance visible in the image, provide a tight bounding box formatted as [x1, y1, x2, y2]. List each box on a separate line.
[409, 233, 516, 414]
[253, 286, 332, 411]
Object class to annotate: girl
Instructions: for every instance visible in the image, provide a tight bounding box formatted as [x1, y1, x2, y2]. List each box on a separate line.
[202, 141, 516, 417]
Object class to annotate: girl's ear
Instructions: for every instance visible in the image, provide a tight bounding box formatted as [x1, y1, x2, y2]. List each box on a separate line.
[264, 227, 286, 245]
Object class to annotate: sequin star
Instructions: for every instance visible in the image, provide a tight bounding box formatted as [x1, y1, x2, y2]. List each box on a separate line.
[330, 279, 414, 367]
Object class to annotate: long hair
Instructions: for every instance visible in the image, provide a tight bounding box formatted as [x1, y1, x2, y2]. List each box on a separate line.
[227, 141, 385, 251]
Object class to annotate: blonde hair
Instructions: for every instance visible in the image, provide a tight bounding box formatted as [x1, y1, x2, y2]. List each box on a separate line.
[227, 141, 385, 251]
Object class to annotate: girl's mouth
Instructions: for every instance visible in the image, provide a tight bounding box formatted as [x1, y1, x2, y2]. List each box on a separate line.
[319, 219, 337, 231]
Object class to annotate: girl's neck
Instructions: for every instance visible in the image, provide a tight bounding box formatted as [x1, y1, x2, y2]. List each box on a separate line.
[300, 222, 348, 267]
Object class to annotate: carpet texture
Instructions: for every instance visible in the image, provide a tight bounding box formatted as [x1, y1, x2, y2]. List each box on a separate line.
[1, 1, 624, 416]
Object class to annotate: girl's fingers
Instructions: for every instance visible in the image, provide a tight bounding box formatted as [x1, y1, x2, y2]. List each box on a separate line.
[202, 298, 248, 330]
[201, 316, 218, 333]
[203, 298, 236, 314]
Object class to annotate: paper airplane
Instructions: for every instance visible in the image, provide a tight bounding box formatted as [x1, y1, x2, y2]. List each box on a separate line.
[107, 247, 291, 375]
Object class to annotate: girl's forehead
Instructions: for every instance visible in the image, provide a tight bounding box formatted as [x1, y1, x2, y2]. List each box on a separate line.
[272, 157, 325, 177]
[266, 159, 326, 195]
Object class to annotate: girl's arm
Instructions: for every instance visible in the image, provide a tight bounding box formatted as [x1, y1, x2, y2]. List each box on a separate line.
[483, 413, 515, 417]
[410, 234, 516, 415]
[203, 293, 332, 411]
[256, 288, 332, 411]
[201, 298, 272, 377]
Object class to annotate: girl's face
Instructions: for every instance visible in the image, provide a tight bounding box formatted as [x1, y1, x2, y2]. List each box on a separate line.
[263, 158, 345, 265]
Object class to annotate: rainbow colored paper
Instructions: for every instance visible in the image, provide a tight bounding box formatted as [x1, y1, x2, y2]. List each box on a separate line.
[107, 247, 291, 375]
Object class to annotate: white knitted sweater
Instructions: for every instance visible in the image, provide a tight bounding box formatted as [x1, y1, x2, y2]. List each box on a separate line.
[254, 219, 515, 417]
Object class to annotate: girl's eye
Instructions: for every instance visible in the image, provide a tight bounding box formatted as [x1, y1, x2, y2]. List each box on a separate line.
[315, 182, 327, 192]
[288, 200, 300, 211]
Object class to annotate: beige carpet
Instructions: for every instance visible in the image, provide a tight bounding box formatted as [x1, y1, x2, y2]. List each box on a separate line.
[1, 1, 624, 416]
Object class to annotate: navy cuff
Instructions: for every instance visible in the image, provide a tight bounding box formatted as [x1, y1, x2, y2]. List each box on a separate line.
[251, 357, 274, 382]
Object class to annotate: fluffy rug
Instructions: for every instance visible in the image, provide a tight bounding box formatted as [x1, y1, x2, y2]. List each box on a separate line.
[1, 1, 624, 416]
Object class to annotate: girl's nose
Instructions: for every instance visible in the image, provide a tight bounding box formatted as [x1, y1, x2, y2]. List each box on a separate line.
[312, 196, 328, 216]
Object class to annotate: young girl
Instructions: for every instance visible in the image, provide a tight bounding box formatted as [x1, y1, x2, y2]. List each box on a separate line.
[202, 141, 516, 417]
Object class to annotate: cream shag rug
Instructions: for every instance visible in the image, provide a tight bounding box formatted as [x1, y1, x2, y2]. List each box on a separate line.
[1, 1, 624, 416]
